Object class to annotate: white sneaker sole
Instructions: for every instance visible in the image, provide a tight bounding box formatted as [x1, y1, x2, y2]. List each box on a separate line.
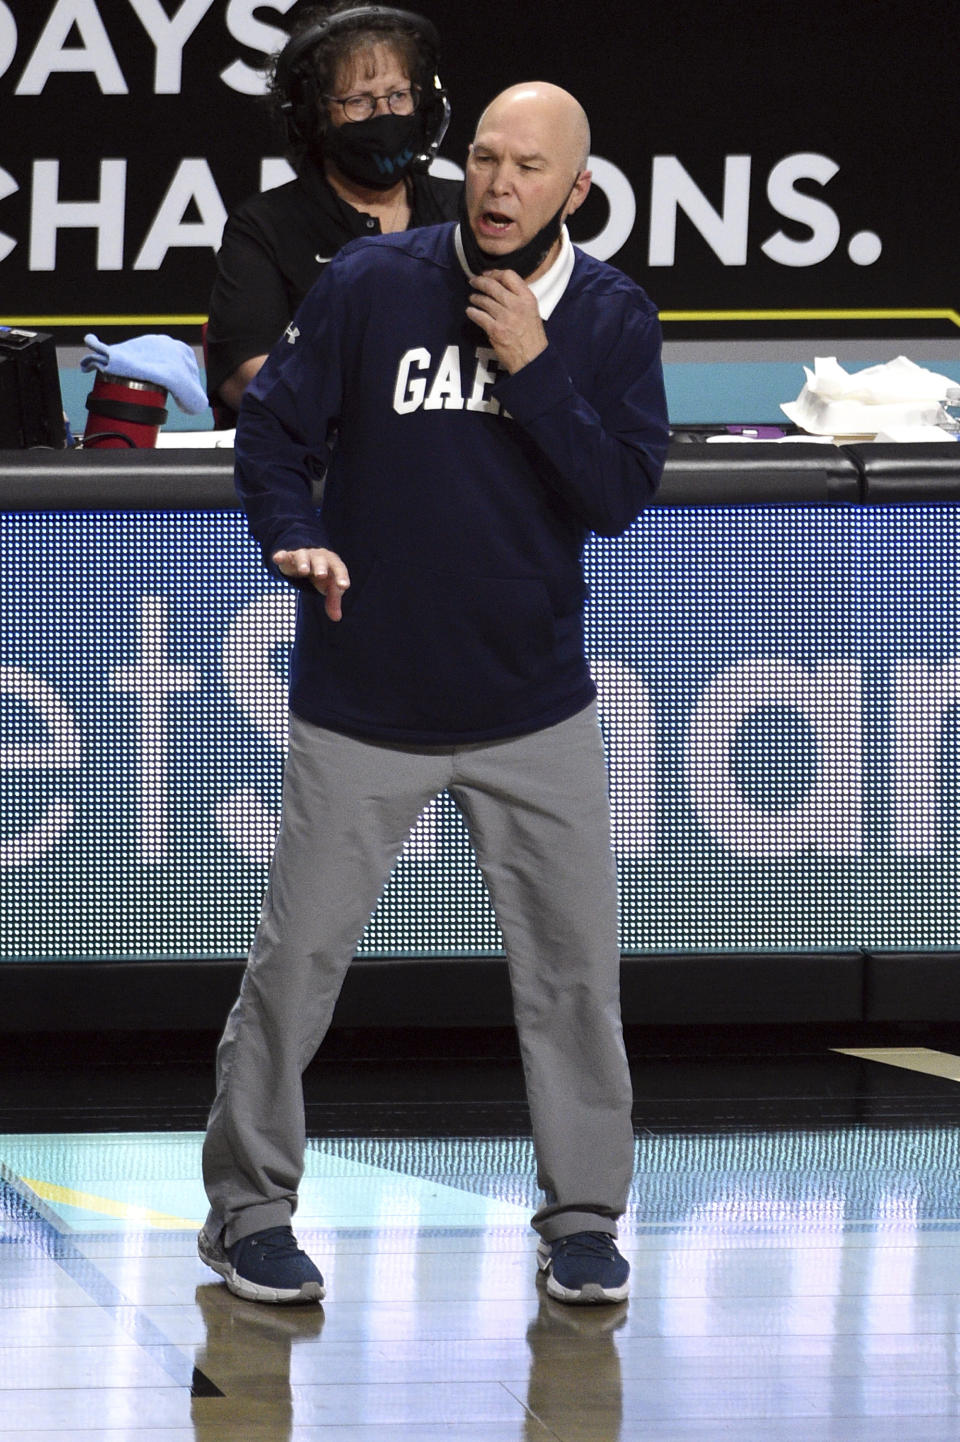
[197, 1229, 325, 1305]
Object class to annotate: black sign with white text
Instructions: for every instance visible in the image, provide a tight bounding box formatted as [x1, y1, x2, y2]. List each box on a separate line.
[2, 0, 956, 342]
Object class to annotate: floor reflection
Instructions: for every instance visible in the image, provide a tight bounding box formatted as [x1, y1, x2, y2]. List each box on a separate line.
[526, 1281, 627, 1441]
[191, 1283, 325, 1441]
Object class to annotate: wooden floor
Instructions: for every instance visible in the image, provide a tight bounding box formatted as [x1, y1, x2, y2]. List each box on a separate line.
[4, 1026, 960, 1440]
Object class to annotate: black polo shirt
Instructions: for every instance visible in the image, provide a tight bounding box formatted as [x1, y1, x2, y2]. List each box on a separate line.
[205, 161, 462, 404]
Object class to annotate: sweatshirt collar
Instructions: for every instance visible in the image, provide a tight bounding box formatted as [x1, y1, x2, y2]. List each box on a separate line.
[454, 225, 575, 320]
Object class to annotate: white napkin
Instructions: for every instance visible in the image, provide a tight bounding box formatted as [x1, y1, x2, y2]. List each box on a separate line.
[781, 356, 954, 435]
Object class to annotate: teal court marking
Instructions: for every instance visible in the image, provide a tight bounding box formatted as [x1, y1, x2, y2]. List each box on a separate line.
[4, 1130, 960, 1238]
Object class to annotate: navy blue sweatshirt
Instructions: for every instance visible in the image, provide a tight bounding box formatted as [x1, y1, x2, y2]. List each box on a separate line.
[235, 221, 669, 744]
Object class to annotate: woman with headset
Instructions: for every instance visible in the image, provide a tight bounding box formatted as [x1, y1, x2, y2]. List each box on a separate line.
[206, 3, 460, 417]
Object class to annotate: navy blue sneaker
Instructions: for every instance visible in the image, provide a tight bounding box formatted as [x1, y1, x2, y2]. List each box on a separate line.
[198, 1224, 325, 1305]
[536, 1231, 630, 1304]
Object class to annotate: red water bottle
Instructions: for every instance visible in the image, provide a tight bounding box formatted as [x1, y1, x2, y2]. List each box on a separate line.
[83, 372, 168, 449]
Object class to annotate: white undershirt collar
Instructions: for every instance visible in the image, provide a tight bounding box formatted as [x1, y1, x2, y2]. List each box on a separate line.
[454, 224, 575, 320]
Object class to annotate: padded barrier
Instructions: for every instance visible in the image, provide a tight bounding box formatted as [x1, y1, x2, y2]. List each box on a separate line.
[8, 440, 960, 511]
[846, 441, 960, 502]
[9, 439, 960, 512]
[0, 440, 867, 512]
[659, 441, 861, 504]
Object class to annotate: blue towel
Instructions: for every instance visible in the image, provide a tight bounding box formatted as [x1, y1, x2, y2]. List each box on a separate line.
[81, 333, 209, 415]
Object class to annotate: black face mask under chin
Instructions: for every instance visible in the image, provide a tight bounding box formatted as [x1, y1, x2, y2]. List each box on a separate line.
[458, 184, 574, 279]
[319, 112, 426, 190]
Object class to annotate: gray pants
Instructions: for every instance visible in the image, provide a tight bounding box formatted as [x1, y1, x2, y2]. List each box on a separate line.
[202, 702, 634, 1247]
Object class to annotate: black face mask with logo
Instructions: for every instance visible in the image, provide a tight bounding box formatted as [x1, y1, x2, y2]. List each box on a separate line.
[456, 178, 578, 280]
[320, 112, 426, 189]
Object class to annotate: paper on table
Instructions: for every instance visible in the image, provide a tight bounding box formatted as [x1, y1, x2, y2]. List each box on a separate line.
[781, 355, 954, 435]
[871, 425, 957, 443]
[154, 429, 235, 448]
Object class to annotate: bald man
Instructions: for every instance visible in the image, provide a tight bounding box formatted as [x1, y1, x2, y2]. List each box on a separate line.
[200, 82, 670, 1308]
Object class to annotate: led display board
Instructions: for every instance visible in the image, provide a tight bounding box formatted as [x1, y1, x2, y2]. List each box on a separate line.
[2, 501, 959, 963]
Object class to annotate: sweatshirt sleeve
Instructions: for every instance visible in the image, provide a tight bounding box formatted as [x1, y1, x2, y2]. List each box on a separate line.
[233, 266, 347, 576]
[491, 295, 669, 536]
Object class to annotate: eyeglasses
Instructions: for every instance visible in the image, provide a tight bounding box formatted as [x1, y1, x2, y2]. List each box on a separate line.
[325, 86, 420, 122]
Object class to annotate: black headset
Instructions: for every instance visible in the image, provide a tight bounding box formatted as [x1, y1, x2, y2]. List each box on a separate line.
[275, 6, 450, 166]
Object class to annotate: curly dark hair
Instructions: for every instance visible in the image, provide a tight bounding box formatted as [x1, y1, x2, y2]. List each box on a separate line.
[268, 2, 438, 167]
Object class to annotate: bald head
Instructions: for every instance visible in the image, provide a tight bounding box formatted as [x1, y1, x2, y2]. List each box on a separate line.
[475, 82, 591, 175]
[463, 80, 593, 280]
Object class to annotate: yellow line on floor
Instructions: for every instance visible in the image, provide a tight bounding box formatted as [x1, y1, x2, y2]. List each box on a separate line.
[833, 1047, 960, 1083]
[23, 1178, 196, 1228]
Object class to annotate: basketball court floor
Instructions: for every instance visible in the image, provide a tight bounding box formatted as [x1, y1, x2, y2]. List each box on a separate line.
[3, 1024, 960, 1440]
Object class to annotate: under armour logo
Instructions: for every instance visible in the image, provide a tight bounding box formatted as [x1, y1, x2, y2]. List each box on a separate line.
[284, 324, 300, 345]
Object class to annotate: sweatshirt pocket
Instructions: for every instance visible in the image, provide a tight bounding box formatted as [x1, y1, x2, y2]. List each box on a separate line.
[323, 561, 558, 730]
